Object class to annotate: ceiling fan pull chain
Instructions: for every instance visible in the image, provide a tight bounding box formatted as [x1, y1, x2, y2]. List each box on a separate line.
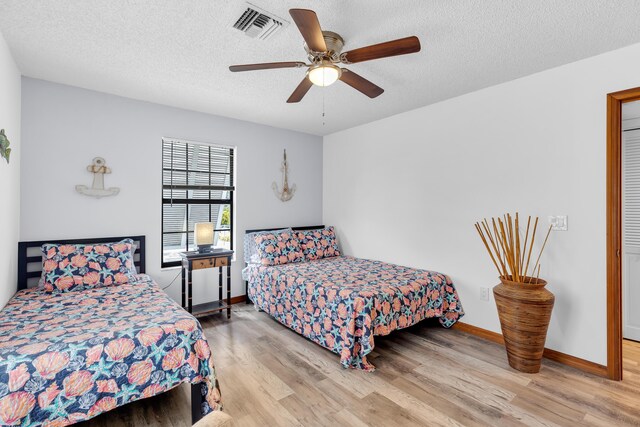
[322, 87, 326, 126]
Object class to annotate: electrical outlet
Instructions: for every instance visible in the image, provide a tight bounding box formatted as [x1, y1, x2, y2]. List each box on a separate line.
[480, 287, 490, 301]
[548, 215, 568, 231]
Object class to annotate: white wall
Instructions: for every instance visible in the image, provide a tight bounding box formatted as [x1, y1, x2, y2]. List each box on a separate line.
[324, 42, 640, 366]
[0, 30, 20, 308]
[21, 78, 322, 303]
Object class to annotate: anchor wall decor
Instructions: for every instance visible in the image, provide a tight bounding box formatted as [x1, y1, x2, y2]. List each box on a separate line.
[272, 149, 296, 202]
[75, 157, 120, 198]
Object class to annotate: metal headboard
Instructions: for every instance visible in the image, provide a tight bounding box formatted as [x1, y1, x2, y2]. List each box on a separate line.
[18, 235, 146, 291]
[244, 225, 325, 234]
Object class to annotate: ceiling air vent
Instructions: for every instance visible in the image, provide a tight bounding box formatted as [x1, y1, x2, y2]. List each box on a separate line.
[232, 3, 288, 40]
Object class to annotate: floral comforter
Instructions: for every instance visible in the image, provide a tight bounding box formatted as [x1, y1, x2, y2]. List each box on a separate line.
[0, 275, 221, 426]
[246, 256, 464, 371]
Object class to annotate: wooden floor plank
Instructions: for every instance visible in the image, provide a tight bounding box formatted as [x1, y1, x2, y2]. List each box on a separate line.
[80, 307, 640, 426]
[328, 408, 371, 427]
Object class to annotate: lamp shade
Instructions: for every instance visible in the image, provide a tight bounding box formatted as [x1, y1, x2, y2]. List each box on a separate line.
[307, 63, 341, 87]
[194, 222, 214, 247]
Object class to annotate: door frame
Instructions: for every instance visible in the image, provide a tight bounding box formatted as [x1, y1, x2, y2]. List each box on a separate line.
[607, 87, 640, 380]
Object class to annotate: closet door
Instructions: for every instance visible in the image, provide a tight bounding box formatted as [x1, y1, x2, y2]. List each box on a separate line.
[623, 128, 640, 341]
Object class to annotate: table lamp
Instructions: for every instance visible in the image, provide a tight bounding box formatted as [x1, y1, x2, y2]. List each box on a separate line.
[194, 222, 214, 253]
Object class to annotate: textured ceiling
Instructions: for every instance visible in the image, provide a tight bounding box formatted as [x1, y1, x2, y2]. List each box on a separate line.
[2, 1, 640, 136]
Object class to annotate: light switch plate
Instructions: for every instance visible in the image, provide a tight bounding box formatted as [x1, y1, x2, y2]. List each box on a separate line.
[548, 215, 568, 231]
[480, 287, 490, 301]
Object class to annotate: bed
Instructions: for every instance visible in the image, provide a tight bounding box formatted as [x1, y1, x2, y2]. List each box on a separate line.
[243, 226, 464, 371]
[0, 236, 221, 426]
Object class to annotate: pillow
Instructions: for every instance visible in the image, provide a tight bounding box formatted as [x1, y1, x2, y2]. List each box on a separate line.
[40, 239, 137, 292]
[244, 228, 291, 265]
[297, 226, 341, 261]
[37, 239, 138, 287]
[254, 229, 304, 266]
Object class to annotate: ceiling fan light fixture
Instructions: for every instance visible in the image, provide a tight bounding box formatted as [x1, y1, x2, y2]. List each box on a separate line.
[230, 9, 421, 102]
[307, 62, 341, 87]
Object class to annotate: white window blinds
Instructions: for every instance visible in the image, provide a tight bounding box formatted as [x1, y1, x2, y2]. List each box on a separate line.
[624, 129, 640, 249]
[161, 138, 235, 266]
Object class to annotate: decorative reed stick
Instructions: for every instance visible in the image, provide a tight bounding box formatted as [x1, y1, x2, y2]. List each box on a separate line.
[475, 223, 501, 274]
[523, 216, 538, 279]
[474, 213, 553, 283]
[532, 225, 553, 275]
[482, 219, 506, 276]
[520, 216, 531, 269]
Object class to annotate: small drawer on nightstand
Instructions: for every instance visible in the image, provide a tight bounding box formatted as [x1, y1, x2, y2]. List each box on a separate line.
[192, 258, 215, 270]
[215, 257, 228, 267]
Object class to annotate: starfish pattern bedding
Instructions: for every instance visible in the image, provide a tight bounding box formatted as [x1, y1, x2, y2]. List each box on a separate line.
[246, 256, 464, 371]
[0, 275, 221, 426]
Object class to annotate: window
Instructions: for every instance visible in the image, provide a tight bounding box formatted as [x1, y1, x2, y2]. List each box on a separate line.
[162, 138, 235, 267]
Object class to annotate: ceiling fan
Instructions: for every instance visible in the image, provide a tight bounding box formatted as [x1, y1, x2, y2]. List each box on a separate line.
[229, 8, 421, 103]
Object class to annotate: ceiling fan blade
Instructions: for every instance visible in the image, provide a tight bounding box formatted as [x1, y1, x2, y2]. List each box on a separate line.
[339, 69, 384, 98]
[229, 62, 306, 72]
[289, 9, 327, 52]
[341, 36, 421, 64]
[287, 77, 313, 103]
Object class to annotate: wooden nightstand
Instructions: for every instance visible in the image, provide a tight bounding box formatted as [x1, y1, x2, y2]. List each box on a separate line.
[179, 250, 234, 318]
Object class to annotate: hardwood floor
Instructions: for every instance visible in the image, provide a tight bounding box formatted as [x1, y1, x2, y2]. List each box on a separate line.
[82, 306, 640, 426]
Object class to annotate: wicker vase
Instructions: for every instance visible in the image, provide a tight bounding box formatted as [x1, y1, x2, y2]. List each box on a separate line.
[493, 276, 554, 373]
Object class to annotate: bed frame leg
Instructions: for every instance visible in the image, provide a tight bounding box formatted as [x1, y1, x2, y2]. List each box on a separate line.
[245, 280, 252, 304]
[191, 383, 205, 425]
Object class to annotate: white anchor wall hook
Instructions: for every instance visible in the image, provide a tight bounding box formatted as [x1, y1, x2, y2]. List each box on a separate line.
[75, 157, 120, 198]
[272, 149, 296, 202]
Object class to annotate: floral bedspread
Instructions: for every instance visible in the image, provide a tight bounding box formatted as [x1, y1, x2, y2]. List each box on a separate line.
[247, 256, 464, 371]
[0, 275, 221, 426]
